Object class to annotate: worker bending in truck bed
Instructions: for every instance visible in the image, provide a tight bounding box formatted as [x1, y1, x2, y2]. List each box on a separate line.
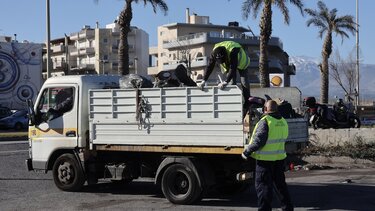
[197, 40, 251, 117]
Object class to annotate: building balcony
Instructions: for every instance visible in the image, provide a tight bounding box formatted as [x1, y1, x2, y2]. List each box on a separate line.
[190, 56, 208, 68]
[163, 32, 283, 51]
[162, 60, 186, 71]
[162, 32, 207, 49]
[70, 47, 95, 56]
[70, 30, 95, 40]
[161, 57, 208, 71]
[207, 34, 283, 50]
[53, 61, 67, 69]
[78, 63, 95, 69]
[51, 45, 65, 53]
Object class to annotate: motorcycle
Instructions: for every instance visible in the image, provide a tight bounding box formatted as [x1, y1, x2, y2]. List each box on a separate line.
[303, 97, 361, 129]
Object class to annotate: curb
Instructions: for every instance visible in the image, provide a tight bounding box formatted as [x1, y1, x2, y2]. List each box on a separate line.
[0, 136, 27, 141]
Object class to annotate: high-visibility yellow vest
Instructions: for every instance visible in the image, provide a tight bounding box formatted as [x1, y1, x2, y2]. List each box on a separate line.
[213, 41, 250, 71]
[250, 115, 288, 161]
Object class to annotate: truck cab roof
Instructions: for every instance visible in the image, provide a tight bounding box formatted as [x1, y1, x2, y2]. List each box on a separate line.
[44, 75, 121, 89]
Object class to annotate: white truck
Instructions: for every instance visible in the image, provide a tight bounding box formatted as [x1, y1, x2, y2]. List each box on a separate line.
[26, 75, 308, 204]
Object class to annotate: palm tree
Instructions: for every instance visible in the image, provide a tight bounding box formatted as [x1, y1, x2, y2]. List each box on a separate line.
[305, 1, 356, 103]
[96, 0, 168, 75]
[242, 0, 304, 88]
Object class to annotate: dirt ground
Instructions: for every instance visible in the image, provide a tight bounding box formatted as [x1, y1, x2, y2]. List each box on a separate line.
[288, 155, 375, 171]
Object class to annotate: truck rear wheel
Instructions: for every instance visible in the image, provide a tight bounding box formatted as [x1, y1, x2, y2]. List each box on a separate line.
[52, 153, 85, 191]
[161, 164, 202, 204]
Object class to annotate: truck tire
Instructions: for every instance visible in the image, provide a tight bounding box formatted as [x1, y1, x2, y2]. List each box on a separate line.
[161, 164, 202, 204]
[52, 153, 85, 191]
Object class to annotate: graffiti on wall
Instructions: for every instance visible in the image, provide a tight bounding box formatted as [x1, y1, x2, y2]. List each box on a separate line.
[0, 42, 42, 110]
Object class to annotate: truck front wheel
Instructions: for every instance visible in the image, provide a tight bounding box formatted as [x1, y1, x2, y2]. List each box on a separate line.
[161, 164, 202, 204]
[52, 153, 85, 191]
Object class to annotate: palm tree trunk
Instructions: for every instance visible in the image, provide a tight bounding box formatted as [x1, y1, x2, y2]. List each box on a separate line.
[118, 0, 133, 75]
[320, 33, 332, 104]
[259, 2, 272, 88]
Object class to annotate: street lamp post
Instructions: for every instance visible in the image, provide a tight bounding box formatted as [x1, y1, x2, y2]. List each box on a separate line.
[355, 0, 360, 109]
[46, 0, 52, 79]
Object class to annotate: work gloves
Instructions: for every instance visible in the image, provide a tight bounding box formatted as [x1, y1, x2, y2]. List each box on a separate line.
[218, 81, 228, 90]
[197, 80, 206, 90]
[241, 152, 248, 160]
[197, 80, 228, 90]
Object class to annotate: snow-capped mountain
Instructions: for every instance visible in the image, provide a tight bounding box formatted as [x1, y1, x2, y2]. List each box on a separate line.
[290, 56, 375, 100]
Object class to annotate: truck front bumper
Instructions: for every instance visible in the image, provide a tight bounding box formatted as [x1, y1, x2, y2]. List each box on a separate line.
[25, 158, 33, 171]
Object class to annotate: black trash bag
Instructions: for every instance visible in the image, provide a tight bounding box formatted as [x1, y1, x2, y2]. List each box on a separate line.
[278, 102, 296, 119]
[119, 74, 153, 88]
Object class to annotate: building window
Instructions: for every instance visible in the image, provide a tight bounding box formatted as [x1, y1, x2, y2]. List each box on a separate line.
[103, 55, 108, 60]
[103, 38, 108, 43]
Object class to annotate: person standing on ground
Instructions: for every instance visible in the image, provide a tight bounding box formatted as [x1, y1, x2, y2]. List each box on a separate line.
[242, 100, 293, 211]
[197, 40, 251, 116]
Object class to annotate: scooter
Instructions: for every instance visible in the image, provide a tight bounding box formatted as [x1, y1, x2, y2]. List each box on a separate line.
[303, 97, 361, 129]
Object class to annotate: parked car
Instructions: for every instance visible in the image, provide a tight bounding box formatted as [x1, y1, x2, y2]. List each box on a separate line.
[362, 117, 375, 127]
[0, 106, 12, 119]
[0, 110, 29, 130]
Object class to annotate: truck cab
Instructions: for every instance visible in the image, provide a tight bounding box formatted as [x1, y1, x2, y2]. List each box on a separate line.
[26, 75, 120, 171]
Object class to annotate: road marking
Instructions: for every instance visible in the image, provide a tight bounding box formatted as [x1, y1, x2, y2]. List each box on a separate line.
[0, 150, 28, 154]
[0, 141, 28, 145]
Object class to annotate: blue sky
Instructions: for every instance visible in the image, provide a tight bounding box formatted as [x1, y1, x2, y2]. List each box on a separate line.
[0, 0, 373, 64]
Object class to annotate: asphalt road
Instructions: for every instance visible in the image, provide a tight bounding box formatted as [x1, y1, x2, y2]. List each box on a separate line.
[1, 140, 375, 211]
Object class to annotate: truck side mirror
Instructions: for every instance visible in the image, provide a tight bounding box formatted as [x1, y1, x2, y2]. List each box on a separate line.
[26, 99, 36, 126]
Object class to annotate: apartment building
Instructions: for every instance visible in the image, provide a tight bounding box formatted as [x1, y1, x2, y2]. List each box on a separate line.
[148, 9, 295, 87]
[50, 21, 149, 76]
[50, 36, 74, 77]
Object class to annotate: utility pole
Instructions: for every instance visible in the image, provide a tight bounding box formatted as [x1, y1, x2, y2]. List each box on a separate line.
[46, 0, 52, 79]
[355, 0, 360, 110]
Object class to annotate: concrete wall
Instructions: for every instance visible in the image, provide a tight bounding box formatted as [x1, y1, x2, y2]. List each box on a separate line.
[308, 128, 375, 146]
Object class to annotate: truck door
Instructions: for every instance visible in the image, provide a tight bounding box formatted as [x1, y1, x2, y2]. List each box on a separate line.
[29, 85, 78, 170]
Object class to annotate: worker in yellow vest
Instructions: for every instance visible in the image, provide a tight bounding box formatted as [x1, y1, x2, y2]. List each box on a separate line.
[242, 100, 293, 211]
[197, 41, 251, 116]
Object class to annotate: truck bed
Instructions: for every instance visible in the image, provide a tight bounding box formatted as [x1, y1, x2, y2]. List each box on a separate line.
[89, 86, 245, 153]
[88, 86, 308, 154]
